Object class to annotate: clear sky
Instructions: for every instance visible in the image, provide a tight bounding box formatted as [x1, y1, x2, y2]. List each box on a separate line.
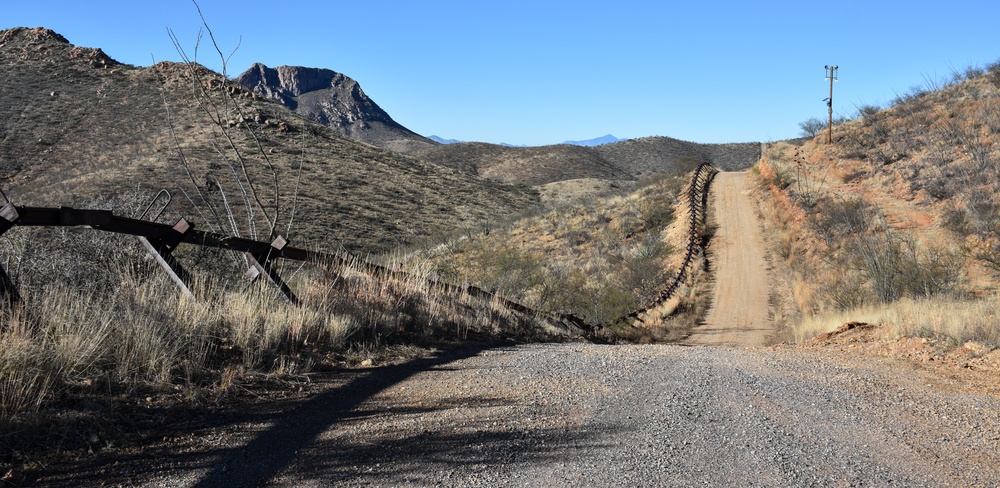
[5, 1, 1000, 146]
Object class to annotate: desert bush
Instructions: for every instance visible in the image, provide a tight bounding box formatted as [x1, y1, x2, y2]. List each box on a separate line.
[891, 85, 930, 108]
[766, 164, 793, 190]
[814, 198, 962, 305]
[987, 59, 1000, 89]
[839, 129, 870, 160]
[799, 117, 826, 138]
[857, 104, 882, 120]
[896, 240, 963, 298]
[850, 216, 903, 303]
[823, 270, 868, 311]
[964, 66, 986, 80]
[814, 197, 871, 248]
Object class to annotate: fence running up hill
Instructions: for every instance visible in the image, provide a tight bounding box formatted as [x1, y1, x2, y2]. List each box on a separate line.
[0, 163, 718, 336]
[625, 162, 717, 323]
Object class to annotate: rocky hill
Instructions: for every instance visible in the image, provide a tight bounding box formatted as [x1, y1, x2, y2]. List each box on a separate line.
[0, 27, 535, 251]
[236, 63, 436, 153]
[753, 65, 1000, 331]
[0, 26, 761, 252]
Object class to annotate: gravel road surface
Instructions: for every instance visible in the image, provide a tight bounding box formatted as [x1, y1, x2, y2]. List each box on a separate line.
[47, 343, 1000, 487]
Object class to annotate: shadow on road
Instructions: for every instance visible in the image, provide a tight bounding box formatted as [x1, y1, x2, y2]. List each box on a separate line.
[191, 345, 495, 486]
[38, 344, 615, 487]
[32, 345, 490, 486]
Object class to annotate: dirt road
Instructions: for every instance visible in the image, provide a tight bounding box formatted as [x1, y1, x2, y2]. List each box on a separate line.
[688, 171, 773, 346]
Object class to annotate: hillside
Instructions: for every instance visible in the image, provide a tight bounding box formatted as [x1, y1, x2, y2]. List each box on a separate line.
[594, 136, 762, 175]
[235, 63, 436, 153]
[412, 142, 630, 186]
[751, 64, 1000, 345]
[0, 27, 537, 251]
[413, 136, 761, 188]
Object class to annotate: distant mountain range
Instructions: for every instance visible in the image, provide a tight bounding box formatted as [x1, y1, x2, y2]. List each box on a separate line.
[562, 134, 622, 146]
[411, 135, 761, 187]
[429, 134, 623, 147]
[429, 135, 462, 145]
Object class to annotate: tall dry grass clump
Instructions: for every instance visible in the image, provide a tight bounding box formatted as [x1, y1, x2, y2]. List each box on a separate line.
[793, 295, 1000, 347]
[0, 234, 552, 425]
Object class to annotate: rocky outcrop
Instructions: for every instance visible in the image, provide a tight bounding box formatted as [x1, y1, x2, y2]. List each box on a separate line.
[236, 63, 435, 151]
[0, 27, 119, 69]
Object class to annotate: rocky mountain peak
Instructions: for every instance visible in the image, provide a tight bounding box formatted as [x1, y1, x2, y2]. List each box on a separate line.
[1, 26, 70, 45]
[236, 63, 434, 151]
[239, 63, 348, 97]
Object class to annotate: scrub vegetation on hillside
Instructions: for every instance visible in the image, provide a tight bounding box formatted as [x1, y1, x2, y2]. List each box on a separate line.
[757, 61, 1000, 346]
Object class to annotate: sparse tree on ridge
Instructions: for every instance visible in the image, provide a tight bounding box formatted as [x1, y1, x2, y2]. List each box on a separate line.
[799, 117, 826, 138]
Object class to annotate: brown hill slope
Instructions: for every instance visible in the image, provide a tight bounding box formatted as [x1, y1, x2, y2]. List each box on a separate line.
[752, 65, 1000, 344]
[0, 27, 537, 251]
[413, 136, 761, 188]
[235, 63, 436, 153]
[594, 136, 761, 176]
[413, 142, 629, 186]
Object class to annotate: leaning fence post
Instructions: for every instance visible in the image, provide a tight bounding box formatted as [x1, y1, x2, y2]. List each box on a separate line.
[138, 218, 196, 301]
[244, 235, 298, 304]
[0, 203, 22, 304]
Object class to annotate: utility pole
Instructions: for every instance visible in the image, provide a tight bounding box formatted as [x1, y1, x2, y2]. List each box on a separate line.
[824, 65, 838, 144]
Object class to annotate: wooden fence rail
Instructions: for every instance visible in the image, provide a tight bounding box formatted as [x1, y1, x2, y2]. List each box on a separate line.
[0, 202, 593, 335]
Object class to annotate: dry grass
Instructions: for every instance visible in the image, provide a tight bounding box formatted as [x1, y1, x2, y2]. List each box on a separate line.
[791, 295, 1000, 347]
[0, 242, 555, 430]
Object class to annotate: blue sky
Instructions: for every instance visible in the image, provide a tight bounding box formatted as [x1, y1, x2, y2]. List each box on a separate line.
[6, 1, 1000, 146]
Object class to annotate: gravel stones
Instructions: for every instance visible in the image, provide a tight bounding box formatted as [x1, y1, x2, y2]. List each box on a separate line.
[61, 343, 1000, 487]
